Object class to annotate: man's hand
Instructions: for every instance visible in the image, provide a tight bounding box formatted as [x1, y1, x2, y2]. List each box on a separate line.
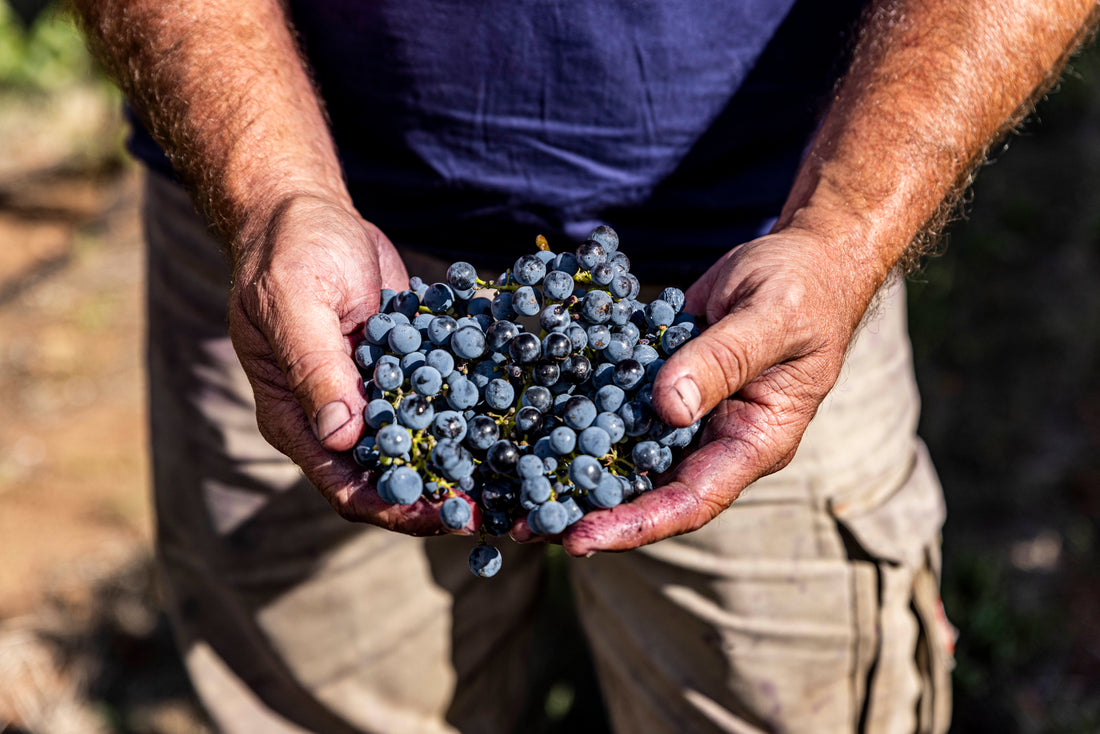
[562, 230, 858, 555]
[228, 196, 474, 534]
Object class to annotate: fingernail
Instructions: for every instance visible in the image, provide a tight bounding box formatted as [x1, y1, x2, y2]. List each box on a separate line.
[315, 400, 352, 440]
[673, 378, 701, 420]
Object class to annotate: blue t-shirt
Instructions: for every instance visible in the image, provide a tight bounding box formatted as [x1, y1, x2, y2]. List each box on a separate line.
[131, 0, 866, 283]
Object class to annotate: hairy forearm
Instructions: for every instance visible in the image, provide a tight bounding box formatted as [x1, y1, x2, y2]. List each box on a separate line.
[72, 0, 351, 254]
[778, 0, 1098, 321]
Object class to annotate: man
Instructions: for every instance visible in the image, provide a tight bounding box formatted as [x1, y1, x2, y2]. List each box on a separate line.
[75, 0, 1097, 731]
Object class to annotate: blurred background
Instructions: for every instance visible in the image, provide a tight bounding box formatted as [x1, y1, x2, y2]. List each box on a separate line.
[0, 3, 1097, 733]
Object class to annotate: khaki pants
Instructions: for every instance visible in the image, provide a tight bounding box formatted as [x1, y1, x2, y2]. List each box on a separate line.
[144, 172, 953, 734]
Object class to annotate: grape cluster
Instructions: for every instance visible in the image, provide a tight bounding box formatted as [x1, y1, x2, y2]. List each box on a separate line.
[350, 226, 706, 577]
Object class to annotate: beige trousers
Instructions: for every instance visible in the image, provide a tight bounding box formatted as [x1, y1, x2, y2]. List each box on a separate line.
[144, 172, 953, 734]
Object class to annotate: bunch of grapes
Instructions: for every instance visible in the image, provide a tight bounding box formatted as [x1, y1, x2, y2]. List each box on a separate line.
[350, 226, 706, 578]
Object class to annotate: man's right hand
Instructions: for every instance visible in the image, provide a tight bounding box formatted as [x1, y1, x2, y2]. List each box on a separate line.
[228, 195, 477, 535]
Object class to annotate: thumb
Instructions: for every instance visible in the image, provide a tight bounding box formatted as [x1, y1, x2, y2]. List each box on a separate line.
[651, 304, 798, 428]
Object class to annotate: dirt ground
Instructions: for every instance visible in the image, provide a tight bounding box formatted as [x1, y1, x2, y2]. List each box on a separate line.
[1, 36, 1099, 734]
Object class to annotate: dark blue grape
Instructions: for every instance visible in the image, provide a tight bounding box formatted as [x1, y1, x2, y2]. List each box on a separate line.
[512, 286, 541, 317]
[595, 411, 626, 443]
[533, 362, 561, 387]
[530, 500, 568, 535]
[587, 225, 619, 254]
[446, 376, 479, 410]
[595, 384, 626, 413]
[565, 324, 588, 351]
[423, 283, 455, 313]
[552, 252, 579, 275]
[387, 323, 422, 355]
[426, 349, 455, 377]
[411, 365, 443, 396]
[590, 262, 615, 286]
[589, 472, 623, 509]
[659, 287, 685, 313]
[539, 304, 571, 332]
[490, 290, 515, 319]
[515, 406, 544, 437]
[480, 480, 518, 511]
[516, 454, 546, 479]
[431, 411, 468, 441]
[354, 342, 382, 370]
[562, 396, 597, 430]
[548, 426, 577, 455]
[365, 398, 395, 429]
[513, 254, 547, 286]
[521, 386, 552, 412]
[397, 394, 434, 430]
[660, 324, 692, 354]
[469, 544, 502, 577]
[577, 426, 612, 457]
[391, 290, 420, 319]
[587, 324, 611, 350]
[542, 270, 574, 301]
[452, 325, 486, 360]
[364, 313, 396, 345]
[487, 440, 521, 475]
[427, 315, 457, 346]
[376, 424, 411, 456]
[486, 319, 521, 352]
[613, 359, 645, 390]
[632, 440, 661, 472]
[575, 240, 607, 270]
[619, 401, 654, 437]
[379, 466, 423, 505]
[559, 355, 592, 384]
[373, 361, 404, 391]
[447, 261, 478, 291]
[379, 288, 397, 312]
[440, 497, 472, 530]
[481, 512, 511, 538]
[465, 415, 499, 451]
[542, 332, 572, 361]
[509, 332, 541, 364]
[485, 379, 515, 411]
[632, 344, 659, 366]
[569, 455, 602, 491]
[581, 290, 613, 323]
[645, 299, 676, 329]
[609, 274, 633, 299]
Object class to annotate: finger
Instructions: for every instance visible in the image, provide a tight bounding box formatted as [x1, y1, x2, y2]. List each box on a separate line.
[234, 290, 368, 453]
[563, 399, 800, 555]
[651, 302, 803, 428]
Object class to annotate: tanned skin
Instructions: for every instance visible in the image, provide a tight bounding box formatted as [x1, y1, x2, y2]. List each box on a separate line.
[73, 0, 1098, 552]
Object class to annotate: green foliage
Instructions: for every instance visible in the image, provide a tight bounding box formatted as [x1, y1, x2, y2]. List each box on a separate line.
[0, 1, 97, 92]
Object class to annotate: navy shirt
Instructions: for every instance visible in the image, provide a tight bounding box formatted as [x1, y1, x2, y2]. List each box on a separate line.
[131, 0, 866, 283]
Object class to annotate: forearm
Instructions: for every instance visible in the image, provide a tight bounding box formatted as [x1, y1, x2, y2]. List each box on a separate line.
[72, 0, 351, 256]
[777, 0, 1098, 323]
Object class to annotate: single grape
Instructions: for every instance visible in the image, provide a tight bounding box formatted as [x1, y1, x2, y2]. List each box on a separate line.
[619, 401, 654, 437]
[577, 426, 612, 457]
[512, 286, 541, 317]
[426, 348, 455, 377]
[354, 342, 382, 370]
[516, 454, 546, 479]
[431, 410, 468, 441]
[587, 225, 619, 254]
[575, 240, 606, 270]
[660, 324, 692, 354]
[397, 394, 434, 430]
[486, 440, 521, 475]
[428, 315, 458, 346]
[569, 455, 602, 491]
[542, 332, 573, 361]
[595, 412, 626, 443]
[365, 398, 396, 429]
[440, 497, 473, 530]
[659, 287, 685, 314]
[533, 362, 561, 387]
[548, 426, 577, 455]
[391, 290, 421, 319]
[381, 466, 422, 505]
[486, 319, 521, 352]
[373, 361, 404, 391]
[364, 313, 396, 345]
[644, 299, 676, 329]
[589, 472, 623, 509]
[452, 325, 487, 360]
[521, 385, 552, 412]
[512, 254, 547, 286]
[515, 406, 545, 437]
[632, 440, 662, 472]
[587, 324, 611, 350]
[469, 544, 502, 578]
[530, 500, 568, 535]
[562, 396, 597, 430]
[559, 355, 592, 384]
[613, 359, 645, 390]
[595, 384, 626, 413]
[411, 365, 443, 396]
[539, 304, 571, 332]
[542, 270, 574, 301]
[509, 332, 541, 364]
[465, 415, 500, 451]
[446, 376, 480, 410]
[447, 261, 478, 291]
[581, 290, 613, 324]
[423, 283, 455, 313]
[590, 262, 616, 286]
[387, 323, 422, 355]
[485, 378, 516, 411]
[551, 251, 579, 275]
